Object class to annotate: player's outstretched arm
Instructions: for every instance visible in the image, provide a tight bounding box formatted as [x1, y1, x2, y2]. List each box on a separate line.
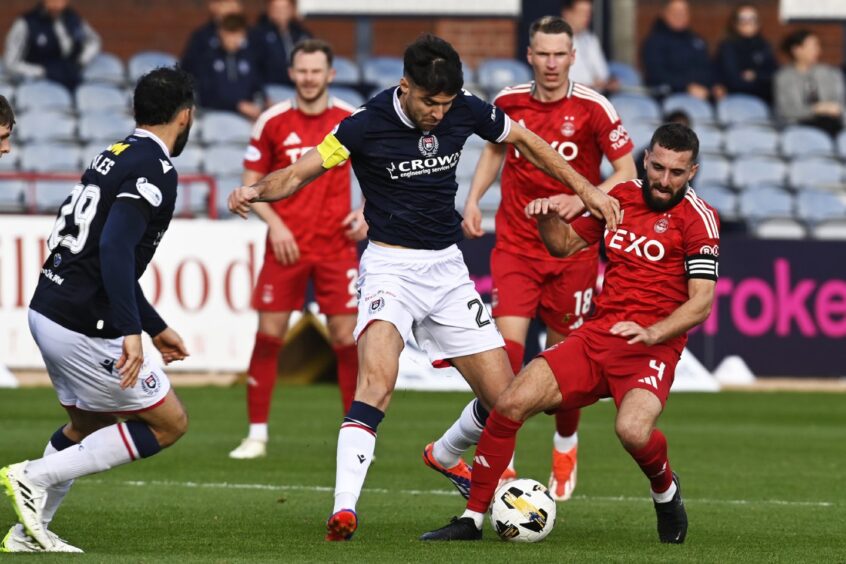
[610, 278, 716, 345]
[229, 149, 327, 219]
[503, 120, 621, 231]
[462, 142, 506, 238]
[525, 197, 589, 258]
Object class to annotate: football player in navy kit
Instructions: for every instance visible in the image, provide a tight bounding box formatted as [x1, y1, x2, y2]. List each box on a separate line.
[229, 34, 622, 541]
[1, 67, 194, 553]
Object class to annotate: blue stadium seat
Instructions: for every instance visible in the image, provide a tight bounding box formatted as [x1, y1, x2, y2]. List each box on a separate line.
[172, 145, 204, 174]
[456, 147, 481, 180]
[0, 84, 14, 105]
[478, 182, 501, 213]
[752, 218, 807, 239]
[15, 80, 73, 113]
[175, 178, 211, 217]
[477, 59, 532, 94]
[213, 174, 244, 218]
[330, 87, 364, 108]
[20, 142, 81, 172]
[695, 124, 723, 153]
[0, 179, 27, 212]
[625, 121, 655, 150]
[0, 145, 19, 171]
[199, 112, 252, 145]
[796, 189, 846, 224]
[731, 156, 786, 189]
[82, 52, 126, 85]
[351, 174, 362, 210]
[608, 61, 642, 89]
[332, 57, 360, 85]
[837, 130, 846, 159]
[692, 184, 737, 221]
[76, 83, 128, 113]
[34, 179, 76, 212]
[788, 157, 843, 190]
[264, 83, 296, 105]
[17, 111, 76, 143]
[78, 111, 134, 143]
[662, 94, 714, 124]
[781, 126, 835, 158]
[464, 134, 487, 150]
[738, 186, 794, 220]
[723, 125, 779, 157]
[695, 154, 731, 186]
[362, 57, 404, 89]
[128, 51, 178, 83]
[609, 93, 661, 125]
[203, 145, 245, 176]
[811, 219, 846, 240]
[716, 94, 770, 126]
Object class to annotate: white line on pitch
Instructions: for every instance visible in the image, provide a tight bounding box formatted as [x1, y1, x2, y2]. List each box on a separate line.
[84, 479, 835, 508]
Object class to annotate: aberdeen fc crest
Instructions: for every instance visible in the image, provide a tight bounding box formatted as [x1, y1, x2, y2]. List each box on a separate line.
[561, 116, 576, 137]
[654, 217, 669, 233]
[418, 134, 439, 157]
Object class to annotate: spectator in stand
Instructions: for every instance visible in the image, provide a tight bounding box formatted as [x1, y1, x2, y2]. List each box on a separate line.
[191, 13, 264, 121]
[561, 0, 616, 92]
[181, 0, 243, 77]
[641, 0, 712, 100]
[712, 4, 777, 104]
[3, 0, 101, 91]
[775, 29, 845, 137]
[250, 0, 312, 85]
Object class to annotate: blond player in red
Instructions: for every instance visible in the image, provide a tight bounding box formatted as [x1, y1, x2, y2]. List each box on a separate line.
[436, 16, 635, 499]
[229, 39, 366, 459]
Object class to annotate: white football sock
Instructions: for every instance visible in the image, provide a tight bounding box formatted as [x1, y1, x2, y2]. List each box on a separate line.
[651, 480, 678, 503]
[461, 509, 484, 530]
[248, 423, 268, 442]
[433, 399, 485, 468]
[332, 425, 376, 513]
[553, 431, 578, 453]
[25, 423, 139, 488]
[40, 440, 74, 527]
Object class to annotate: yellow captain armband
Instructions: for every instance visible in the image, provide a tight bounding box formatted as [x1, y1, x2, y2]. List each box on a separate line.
[317, 133, 351, 169]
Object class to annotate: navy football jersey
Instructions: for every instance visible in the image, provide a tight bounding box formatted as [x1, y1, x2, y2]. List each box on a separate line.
[332, 87, 510, 249]
[30, 129, 178, 338]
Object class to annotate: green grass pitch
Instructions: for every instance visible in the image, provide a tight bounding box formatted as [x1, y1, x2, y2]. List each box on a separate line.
[1, 384, 844, 563]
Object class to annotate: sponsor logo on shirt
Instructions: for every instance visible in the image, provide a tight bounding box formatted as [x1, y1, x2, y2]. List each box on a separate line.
[700, 244, 719, 256]
[385, 151, 461, 180]
[605, 228, 666, 262]
[609, 124, 631, 150]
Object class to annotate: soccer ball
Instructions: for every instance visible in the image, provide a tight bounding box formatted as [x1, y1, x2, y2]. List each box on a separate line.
[489, 478, 556, 542]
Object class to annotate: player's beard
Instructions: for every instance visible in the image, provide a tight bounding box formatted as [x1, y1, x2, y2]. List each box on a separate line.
[641, 173, 687, 212]
[298, 84, 327, 104]
[172, 121, 192, 158]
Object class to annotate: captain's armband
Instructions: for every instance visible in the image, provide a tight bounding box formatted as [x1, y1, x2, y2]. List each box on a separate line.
[317, 133, 350, 170]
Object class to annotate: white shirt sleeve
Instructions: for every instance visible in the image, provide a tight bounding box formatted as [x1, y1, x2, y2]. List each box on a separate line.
[3, 18, 46, 79]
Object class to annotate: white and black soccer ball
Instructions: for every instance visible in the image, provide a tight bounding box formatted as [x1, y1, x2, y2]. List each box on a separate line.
[490, 478, 556, 543]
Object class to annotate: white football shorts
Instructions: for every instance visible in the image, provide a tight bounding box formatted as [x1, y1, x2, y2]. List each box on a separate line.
[353, 243, 504, 363]
[28, 309, 171, 413]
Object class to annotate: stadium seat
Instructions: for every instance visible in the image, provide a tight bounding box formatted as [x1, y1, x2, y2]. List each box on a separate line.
[456, 147, 482, 180]
[332, 56, 360, 85]
[0, 179, 27, 212]
[787, 157, 843, 190]
[19, 142, 81, 172]
[351, 174, 362, 210]
[738, 185, 794, 220]
[15, 80, 73, 113]
[175, 179, 211, 217]
[731, 156, 786, 189]
[203, 145, 245, 176]
[0, 84, 14, 105]
[464, 134, 487, 150]
[477, 59, 532, 94]
[692, 184, 737, 221]
[264, 83, 295, 105]
[625, 121, 655, 150]
[33, 179, 76, 212]
[723, 125, 779, 157]
[478, 182, 501, 213]
[200, 112, 252, 145]
[82, 52, 126, 85]
[362, 57, 404, 89]
[213, 174, 243, 218]
[716, 94, 770, 126]
[752, 218, 806, 239]
[609, 93, 661, 125]
[172, 145, 204, 174]
[76, 83, 129, 113]
[17, 111, 76, 143]
[695, 124, 723, 153]
[837, 130, 846, 160]
[78, 112, 135, 143]
[600, 156, 613, 179]
[608, 61, 642, 89]
[796, 189, 846, 224]
[0, 145, 18, 171]
[330, 86, 365, 108]
[810, 219, 846, 240]
[695, 154, 732, 186]
[780, 126, 834, 158]
[128, 51, 178, 83]
[662, 94, 714, 124]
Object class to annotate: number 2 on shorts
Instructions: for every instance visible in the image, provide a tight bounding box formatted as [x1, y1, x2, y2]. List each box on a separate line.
[467, 298, 492, 328]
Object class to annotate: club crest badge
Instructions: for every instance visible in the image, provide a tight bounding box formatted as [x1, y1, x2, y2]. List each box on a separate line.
[141, 373, 160, 396]
[654, 218, 669, 233]
[369, 298, 385, 313]
[418, 134, 439, 157]
[561, 116, 576, 137]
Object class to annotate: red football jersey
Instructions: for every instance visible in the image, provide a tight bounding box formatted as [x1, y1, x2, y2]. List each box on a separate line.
[244, 97, 357, 260]
[493, 81, 634, 260]
[570, 180, 721, 353]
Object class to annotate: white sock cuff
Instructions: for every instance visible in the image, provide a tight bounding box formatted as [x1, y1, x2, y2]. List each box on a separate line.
[651, 480, 677, 503]
[553, 431, 578, 452]
[461, 509, 484, 530]
[248, 423, 268, 442]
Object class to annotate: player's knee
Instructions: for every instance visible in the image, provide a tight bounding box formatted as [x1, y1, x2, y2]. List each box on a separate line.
[155, 410, 189, 448]
[493, 388, 530, 422]
[615, 418, 651, 451]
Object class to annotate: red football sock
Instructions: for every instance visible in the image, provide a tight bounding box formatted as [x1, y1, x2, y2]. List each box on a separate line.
[246, 332, 283, 424]
[333, 344, 358, 413]
[467, 410, 524, 513]
[555, 408, 581, 438]
[503, 339, 524, 375]
[628, 429, 674, 493]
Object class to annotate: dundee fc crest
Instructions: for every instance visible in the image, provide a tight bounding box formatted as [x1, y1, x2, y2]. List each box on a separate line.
[418, 134, 439, 157]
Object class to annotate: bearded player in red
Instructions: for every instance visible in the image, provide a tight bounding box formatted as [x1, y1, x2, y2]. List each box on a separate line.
[422, 123, 718, 544]
[426, 16, 635, 500]
[229, 39, 366, 459]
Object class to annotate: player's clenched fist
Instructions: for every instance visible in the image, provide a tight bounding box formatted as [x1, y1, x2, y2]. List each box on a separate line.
[525, 197, 561, 221]
[228, 185, 260, 219]
[581, 188, 622, 231]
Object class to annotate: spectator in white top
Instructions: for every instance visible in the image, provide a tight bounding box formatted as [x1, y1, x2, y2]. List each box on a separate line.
[561, 0, 616, 92]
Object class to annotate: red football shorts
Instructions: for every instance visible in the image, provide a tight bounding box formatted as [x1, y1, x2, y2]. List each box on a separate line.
[539, 323, 681, 409]
[251, 257, 359, 315]
[490, 247, 599, 335]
